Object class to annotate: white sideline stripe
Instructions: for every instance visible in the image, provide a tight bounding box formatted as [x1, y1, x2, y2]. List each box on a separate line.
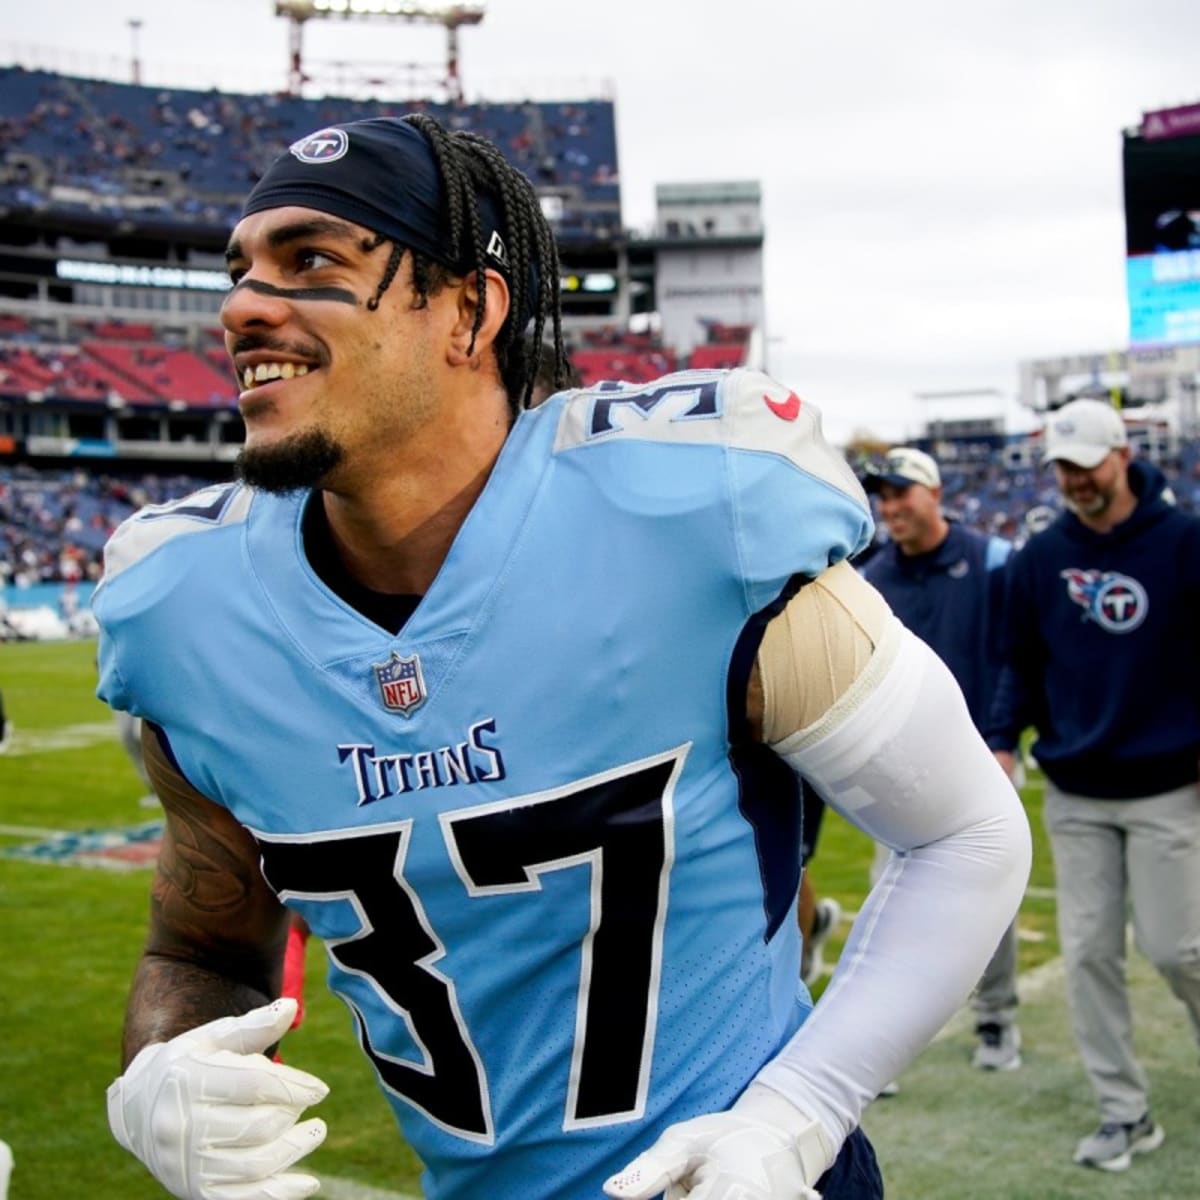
[318, 1174, 421, 1200]
[0, 822, 66, 839]
[0, 722, 117, 756]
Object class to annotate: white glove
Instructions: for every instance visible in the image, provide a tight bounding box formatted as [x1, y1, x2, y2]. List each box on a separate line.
[603, 1083, 836, 1200]
[107, 998, 329, 1200]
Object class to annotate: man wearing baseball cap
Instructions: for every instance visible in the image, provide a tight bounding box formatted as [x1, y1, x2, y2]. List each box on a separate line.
[1039, 397, 1135, 523]
[1042, 397, 1128, 465]
[861, 446, 1022, 1077]
[988, 397, 1200, 1172]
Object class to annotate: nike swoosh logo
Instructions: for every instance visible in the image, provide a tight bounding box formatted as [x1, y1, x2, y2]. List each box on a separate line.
[764, 391, 801, 421]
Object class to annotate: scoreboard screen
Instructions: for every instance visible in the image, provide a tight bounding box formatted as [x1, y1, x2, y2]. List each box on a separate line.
[1123, 105, 1200, 348]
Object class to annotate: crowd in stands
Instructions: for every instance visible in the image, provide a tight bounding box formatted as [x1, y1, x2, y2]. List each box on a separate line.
[0, 66, 620, 240]
[7, 437, 1200, 592]
[0, 315, 749, 590]
[0, 466, 207, 591]
[0, 317, 752, 406]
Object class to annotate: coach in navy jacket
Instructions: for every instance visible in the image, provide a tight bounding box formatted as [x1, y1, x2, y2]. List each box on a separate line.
[861, 446, 1020, 1074]
[986, 398, 1200, 1172]
[862, 453, 1011, 734]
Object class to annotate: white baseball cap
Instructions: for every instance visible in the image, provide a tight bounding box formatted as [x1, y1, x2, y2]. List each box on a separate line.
[1042, 399, 1128, 469]
[862, 446, 941, 493]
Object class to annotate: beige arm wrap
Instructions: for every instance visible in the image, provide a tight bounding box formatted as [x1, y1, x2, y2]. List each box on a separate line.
[756, 560, 893, 744]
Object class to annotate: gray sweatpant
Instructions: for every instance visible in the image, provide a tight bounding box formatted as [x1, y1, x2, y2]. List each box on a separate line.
[973, 919, 1019, 1027]
[1044, 780, 1200, 1123]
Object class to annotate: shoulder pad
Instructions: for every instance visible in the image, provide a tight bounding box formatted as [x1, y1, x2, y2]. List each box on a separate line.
[100, 482, 253, 585]
[553, 367, 866, 505]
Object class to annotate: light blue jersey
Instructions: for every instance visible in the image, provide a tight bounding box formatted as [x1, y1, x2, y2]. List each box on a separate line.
[95, 369, 872, 1200]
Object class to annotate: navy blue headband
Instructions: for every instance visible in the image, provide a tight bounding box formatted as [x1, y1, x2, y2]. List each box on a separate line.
[242, 117, 515, 283]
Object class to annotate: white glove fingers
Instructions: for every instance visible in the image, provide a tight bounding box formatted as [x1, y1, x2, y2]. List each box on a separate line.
[258, 1117, 329, 1178]
[192, 1050, 329, 1107]
[666, 1159, 717, 1199]
[605, 1091, 834, 1199]
[207, 1170, 323, 1200]
[109, 1009, 333, 1200]
[603, 1146, 698, 1199]
[200, 1118, 327, 1184]
[197, 1101, 303, 1148]
[190, 1000, 300, 1057]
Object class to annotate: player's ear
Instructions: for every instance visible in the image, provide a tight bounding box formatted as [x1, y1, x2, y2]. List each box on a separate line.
[447, 268, 510, 367]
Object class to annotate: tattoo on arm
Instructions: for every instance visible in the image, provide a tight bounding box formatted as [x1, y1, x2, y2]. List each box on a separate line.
[121, 724, 290, 1066]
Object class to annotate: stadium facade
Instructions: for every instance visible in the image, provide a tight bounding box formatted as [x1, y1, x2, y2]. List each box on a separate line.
[0, 64, 763, 471]
[3, 61, 1199, 636]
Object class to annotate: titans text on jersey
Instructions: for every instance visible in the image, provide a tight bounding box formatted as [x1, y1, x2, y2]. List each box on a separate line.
[338, 717, 506, 805]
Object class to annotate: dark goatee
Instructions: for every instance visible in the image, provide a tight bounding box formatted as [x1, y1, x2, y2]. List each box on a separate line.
[236, 429, 344, 493]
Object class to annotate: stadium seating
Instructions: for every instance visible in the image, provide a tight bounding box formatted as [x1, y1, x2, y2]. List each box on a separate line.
[572, 348, 677, 386]
[688, 343, 745, 371]
[82, 342, 235, 407]
[0, 326, 240, 408]
[0, 300, 757, 408]
[0, 342, 163, 404]
[7, 429, 1200, 588]
[0, 313, 752, 406]
[0, 66, 620, 242]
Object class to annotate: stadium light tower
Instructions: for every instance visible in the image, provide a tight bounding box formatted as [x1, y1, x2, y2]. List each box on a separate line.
[274, 0, 486, 101]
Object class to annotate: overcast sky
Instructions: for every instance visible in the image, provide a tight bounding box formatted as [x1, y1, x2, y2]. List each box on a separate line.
[6, 0, 1200, 442]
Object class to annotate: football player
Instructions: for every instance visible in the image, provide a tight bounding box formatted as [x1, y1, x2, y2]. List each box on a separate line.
[97, 114, 1029, 1200]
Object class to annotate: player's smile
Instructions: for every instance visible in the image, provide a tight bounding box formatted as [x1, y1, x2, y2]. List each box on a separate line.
[235, 357, 320, 406]
[232, 341, 327, 413]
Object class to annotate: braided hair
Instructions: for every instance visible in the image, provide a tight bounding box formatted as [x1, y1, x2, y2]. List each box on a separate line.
[365, 113, 569, 415]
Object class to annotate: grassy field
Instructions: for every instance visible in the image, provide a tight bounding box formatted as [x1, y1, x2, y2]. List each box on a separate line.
[1, 638, 1195, 1199]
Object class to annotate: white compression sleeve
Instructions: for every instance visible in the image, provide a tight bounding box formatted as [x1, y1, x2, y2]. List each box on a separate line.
[756, 618, 1031, 1147]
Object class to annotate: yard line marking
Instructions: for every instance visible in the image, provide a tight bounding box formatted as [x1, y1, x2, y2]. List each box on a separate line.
[319, 1175, 421, 1200]
[0, 722, 118, 755]
[0, 822, 66, 839]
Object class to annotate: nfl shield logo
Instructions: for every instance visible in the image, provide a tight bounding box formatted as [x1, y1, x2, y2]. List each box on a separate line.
[372, 651, 427, 716]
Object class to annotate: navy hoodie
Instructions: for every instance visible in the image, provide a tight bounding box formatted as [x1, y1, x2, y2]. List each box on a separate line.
[863, 521, 1011, 732]
[987, 461, 1200, 798]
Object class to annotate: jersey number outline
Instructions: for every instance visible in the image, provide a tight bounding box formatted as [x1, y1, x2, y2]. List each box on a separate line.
[255, 745, 685, 1142]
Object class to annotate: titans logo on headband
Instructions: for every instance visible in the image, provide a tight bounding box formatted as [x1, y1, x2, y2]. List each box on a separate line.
[289, 128, 350, 164]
